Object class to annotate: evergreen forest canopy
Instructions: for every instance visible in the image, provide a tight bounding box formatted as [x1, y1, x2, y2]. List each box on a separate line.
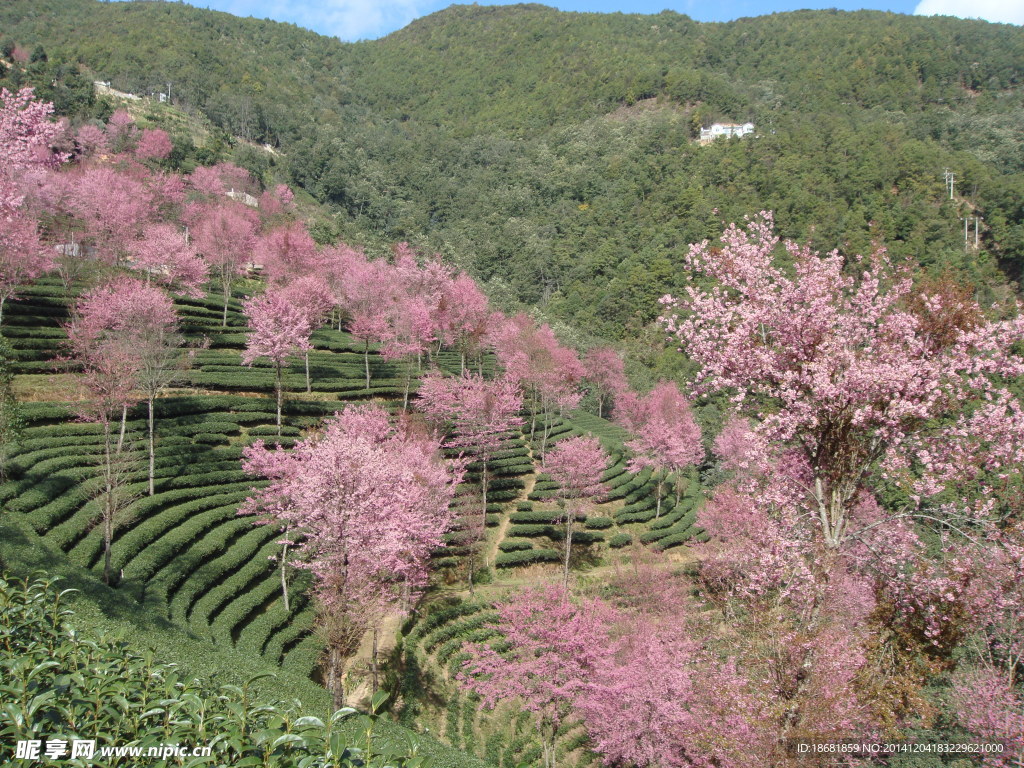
[1, 0, 1023, 342]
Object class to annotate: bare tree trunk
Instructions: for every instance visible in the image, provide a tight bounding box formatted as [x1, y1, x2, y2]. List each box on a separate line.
[563, 503, 574, 590]
[363, 340, 371, 389]
[371, 627, 379, 695]
[480, 459, 489, 566]
[280, 540, 290, 612]
[147, 396, 155, 496]
[117, 403, 128, 453]
[275, 362, 283, 437]
[102, 419, 114, 586]
[328, 647, 345, 711]
[222, 281, 230, 328]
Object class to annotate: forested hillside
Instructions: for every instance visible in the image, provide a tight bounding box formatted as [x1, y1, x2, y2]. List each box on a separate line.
[2, 0, 1022, 341]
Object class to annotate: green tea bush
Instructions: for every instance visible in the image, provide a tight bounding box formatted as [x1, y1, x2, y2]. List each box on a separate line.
[0, 574, 429, 768]
[494, 549, 560, 568]
[497, 539, 533, 552]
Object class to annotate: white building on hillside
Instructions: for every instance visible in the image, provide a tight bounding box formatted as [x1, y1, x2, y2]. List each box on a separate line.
[699, 122, 755, 144]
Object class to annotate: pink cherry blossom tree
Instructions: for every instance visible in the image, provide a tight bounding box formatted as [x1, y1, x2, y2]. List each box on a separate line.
[241, 290, 312, 436]
[951, 664, 1024, 767]
[490, 313, 584, 459]
[133, 128, 173, 162]
[68, 165, 153, 265]
[278, 274, 335, 393]
[435, 271, 492, 373]
[189, 162, 254, 199]
[241, 404, 462, 708]
[658, 212, 1024, 548]
[582, 346, 628, 419]
[615, 381, 703, 516]
[191, 202, 259, 325]
[253, 222, 323, 285]
[127, 222, 208, 298]
[458, 585, 615, 768]
[545, 435, 608, 587]
[0, 87, 65, 323]
[658, 214, 1024, 748]
[0, 210, 51, 327]
[417, 371, 523, 583]
[66, 278, 181, 583]
[574, 574, 779, 768]
[330, 251, 391, 388]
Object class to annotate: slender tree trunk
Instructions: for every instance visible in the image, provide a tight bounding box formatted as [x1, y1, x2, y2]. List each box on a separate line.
[563, 502, 574, 590]
[371, 627, 379, 695]
[304, 351, 311, 394]
[529, 391, 538, 442]
[280, 539, 290, 612]
[460, 351, 466, 375]
[403, 362, 412, 412]
[221, 273, 230, 328]
[275, 362, 283, 437]
[102, 419, 114, 586]
[117, 403, 129, 454]
[148, 396, 155, 496]
[363, 340, 371, 389]
[480, 458, 489, 566]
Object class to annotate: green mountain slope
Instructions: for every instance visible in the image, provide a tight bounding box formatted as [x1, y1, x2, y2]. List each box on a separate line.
[2, 2, 1022, 333]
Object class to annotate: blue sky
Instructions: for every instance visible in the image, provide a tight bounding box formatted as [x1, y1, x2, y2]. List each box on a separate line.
[188, 0, 1022, 41]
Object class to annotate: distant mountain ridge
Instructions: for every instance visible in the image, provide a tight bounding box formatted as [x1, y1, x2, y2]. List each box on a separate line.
[3, 1, 1022, 339]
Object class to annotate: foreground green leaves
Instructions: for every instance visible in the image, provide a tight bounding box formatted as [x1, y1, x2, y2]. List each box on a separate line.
[0, 573, 428, 768]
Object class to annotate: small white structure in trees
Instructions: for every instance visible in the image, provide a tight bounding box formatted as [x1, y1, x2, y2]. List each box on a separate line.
[699, 122, 755, 144]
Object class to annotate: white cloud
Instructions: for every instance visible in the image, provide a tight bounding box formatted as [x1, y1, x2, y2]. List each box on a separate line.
[913, 0, 1024, 25]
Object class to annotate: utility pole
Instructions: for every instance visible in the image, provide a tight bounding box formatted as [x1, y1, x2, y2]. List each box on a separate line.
[166, 82, 172, 103]
[943, 168, 956, 199]
[963, 217, 969, 250]
[974, 216, 980, 248]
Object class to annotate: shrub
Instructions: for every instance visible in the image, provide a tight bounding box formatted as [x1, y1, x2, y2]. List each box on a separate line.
[0, 574, 425, 767]
[494, 548, 561, 567]
[497, 539, 533, 552]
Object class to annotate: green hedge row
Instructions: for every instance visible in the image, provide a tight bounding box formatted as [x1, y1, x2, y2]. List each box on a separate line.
[189, 536, 279, 635]
[146, 516, 254, 609]
[494, 548, 561, 568]
[119, 502, 246, 591]
[497, 539, 533, 552]
[167, 524, 280, 626]
[422, 611, 498, 656]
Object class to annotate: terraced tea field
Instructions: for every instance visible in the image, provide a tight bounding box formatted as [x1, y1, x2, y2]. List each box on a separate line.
[1, 278, 703, 747]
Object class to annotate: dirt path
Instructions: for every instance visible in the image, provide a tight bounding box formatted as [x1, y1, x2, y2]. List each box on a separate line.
[484, 470, 537, 567]
[344, 611, 404, 710]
